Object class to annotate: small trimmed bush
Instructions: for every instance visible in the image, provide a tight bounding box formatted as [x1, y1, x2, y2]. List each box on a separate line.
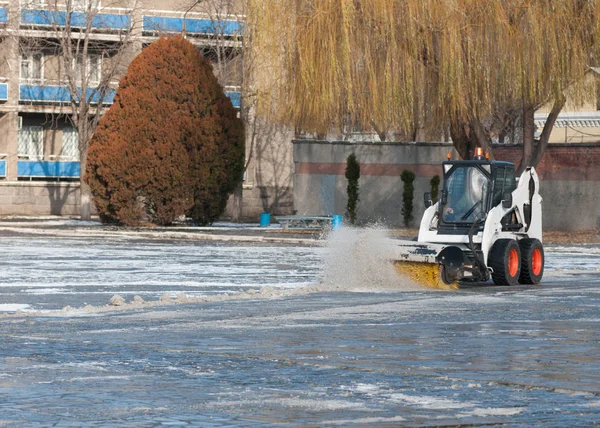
[401, 170, 415, 227]
[345, 153, 360, 224]
[86, 36, 244, 226]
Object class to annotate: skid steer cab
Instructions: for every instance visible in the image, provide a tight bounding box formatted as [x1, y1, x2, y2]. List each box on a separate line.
[393, 149, 544, 288]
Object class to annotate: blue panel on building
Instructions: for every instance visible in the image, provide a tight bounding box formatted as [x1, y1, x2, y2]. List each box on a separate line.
[85, 87, 116, 104]
[21, 9, 130, 30]
[226, 91, 241, 108]
[20, 85, 115, 104]
[0, 83, 7, 101]
[0, 7, 7, 23]
[0, 160, 6, 177]
[20, 85, 70, 102]
[143, 16, 241, 35]
[18, 161, 80, 178]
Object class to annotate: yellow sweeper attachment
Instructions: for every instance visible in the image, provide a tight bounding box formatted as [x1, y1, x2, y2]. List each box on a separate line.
[393, 261, 458, 290]
[388, 240, 463, 290]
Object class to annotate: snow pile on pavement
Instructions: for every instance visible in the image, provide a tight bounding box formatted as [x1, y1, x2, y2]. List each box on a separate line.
[0, 285, 323, 318]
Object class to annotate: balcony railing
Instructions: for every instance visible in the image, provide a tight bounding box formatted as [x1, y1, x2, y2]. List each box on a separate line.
[18, 161, 80, 178]
[20, 84, 115, 105]
[18, 84, 236, 108]
[0, 83, 7, 101]
[21, 9, 131, 30]
[143, 15, 242, 36]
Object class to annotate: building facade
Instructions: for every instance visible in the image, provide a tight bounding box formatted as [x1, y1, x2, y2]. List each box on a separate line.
[534, 70, 600, 144]
[0, 0, 293, 218]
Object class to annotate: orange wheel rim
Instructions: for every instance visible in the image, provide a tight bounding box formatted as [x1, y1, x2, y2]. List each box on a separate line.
[508, 248, 519, 277]
[532, 248, 542, 276]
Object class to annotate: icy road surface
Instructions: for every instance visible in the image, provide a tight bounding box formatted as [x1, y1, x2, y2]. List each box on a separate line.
[1, 232, 600, 426]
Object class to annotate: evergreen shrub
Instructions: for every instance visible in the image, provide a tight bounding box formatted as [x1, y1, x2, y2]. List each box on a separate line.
[345, 153, 360, 224]
[401, 170, 415, 227]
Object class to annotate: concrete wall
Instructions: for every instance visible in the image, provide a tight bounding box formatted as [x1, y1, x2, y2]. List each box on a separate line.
[0, 182, 80, 216]
[293, 140, 600, 231]
[223, 116, 295, 221]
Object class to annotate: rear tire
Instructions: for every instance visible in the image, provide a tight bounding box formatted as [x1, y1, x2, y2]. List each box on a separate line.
[488, 239, 521, 285]
[518, 238, 544, 284]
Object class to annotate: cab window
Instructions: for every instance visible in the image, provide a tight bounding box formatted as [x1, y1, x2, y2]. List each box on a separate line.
[493, 167, 516, 207]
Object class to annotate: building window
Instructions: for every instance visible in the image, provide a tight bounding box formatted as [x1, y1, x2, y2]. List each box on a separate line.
[18, 126, 44, 160]
[21, 0, 45, 8]
[20, 54, 43, 83]
[75, 55, 101, 86]
[72, 0, 100, 11]
[61, 127, 80, 161]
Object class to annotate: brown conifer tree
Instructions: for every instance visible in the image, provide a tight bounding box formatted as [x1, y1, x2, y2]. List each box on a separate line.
[86, 36, 244, 226]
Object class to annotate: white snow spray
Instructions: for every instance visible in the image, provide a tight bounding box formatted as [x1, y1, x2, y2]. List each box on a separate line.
[319, 225, 422, 292]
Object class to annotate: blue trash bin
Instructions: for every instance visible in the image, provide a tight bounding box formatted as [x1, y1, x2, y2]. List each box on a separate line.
[332, 214, 343, 230]
[260, 212, 271, 227]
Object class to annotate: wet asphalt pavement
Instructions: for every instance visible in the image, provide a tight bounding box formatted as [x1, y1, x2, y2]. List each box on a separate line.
[1, 233, 600, 426]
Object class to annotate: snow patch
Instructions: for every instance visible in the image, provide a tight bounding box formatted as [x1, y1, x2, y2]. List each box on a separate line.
[321, 416, 406, 425]
[545, 245, 600, 255]
[353, 383, 381, 394]
[69, 375, 131, 382]
[456, 407, 524, 417]
[212, 397, 370, 412]
[23, 288, 66, 294]
[0, 304, 31, 312]
[389, 393, 475, 410]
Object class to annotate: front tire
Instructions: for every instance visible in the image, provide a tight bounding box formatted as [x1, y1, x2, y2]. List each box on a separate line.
[519, 238, 544, 284]
[488, 239, 521, 285]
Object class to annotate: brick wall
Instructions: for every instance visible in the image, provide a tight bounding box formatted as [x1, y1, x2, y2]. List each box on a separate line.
[494, 144, 600, 181]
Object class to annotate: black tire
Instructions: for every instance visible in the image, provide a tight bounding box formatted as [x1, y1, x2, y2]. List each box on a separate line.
[519, 238, 544, 284]
[488, 239, 521, 285]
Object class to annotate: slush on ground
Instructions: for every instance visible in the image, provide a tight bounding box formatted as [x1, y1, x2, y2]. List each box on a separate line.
[1, 222, 600, 426]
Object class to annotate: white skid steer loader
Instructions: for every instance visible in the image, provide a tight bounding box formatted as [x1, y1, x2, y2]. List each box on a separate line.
[392, 149, 544, 289]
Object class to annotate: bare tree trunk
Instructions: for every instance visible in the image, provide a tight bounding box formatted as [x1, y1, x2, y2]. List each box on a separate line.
[79, 135, 92, 220]
[469, 118, 495, 159]
[370, 120, 386, 142]
[80, 179, 92, 220]
[519, 103, 536, 174]
[498, 113, 509, 145]
[449, 120, 474, 160]
[518, 97, 565, 174]
[529, 96, 565, 170]
[230, 181, 243, 222]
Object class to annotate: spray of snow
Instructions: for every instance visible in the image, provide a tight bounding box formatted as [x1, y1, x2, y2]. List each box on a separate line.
[319, 225, 422, 291]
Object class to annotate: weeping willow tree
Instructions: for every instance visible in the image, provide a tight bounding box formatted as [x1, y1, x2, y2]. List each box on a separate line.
[246, 0, 600, 172]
